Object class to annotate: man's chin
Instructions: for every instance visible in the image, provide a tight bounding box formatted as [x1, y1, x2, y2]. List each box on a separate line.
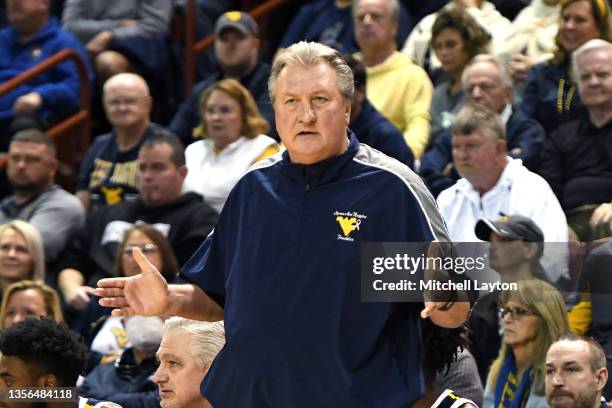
[549, 395, 574, 408]
[10, 181, 36, 191]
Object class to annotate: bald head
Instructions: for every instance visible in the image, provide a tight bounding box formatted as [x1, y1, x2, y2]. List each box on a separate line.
[103, 73, 150, 96]
[102, 73, 152, 130]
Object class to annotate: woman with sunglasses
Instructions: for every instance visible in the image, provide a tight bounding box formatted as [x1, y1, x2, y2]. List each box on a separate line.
[483, 279, 569, 408]
[72, 224, 179, 373]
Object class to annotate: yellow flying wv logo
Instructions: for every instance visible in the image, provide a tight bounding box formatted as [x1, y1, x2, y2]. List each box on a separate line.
[336, 216, 361, 237]
[334, 211, 367, 241]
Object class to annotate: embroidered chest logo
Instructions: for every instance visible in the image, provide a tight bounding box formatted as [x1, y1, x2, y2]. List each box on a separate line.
[334, 211, 367, 242]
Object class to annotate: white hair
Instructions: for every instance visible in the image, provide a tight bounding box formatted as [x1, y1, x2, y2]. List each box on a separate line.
[461, 54, 513, 91]
[572, 39, 612, 82]
[162, 317, 225, 369]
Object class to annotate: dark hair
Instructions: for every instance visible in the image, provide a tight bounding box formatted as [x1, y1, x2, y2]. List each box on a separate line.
[422, 320, 469, 379]
[115, 224, 180, 282]
[343, 54, 367, 89]
[431, 8, 491, 59]
[554, 333, 607, 372]
[0, 318, 86, 386]
[139, 131, 185, 167]
[11, 129, 57, 157]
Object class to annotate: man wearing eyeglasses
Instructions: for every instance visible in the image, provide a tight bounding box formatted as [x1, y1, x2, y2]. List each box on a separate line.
[76, 72, 174, 213]
[420, 55, 545, 197]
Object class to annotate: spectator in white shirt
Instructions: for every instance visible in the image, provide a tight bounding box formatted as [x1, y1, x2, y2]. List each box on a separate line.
[437, 104, 568, 283]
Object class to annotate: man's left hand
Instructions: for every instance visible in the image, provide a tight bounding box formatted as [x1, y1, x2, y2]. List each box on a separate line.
[13, 92, 43, 114]
[421, 301, 469, 328]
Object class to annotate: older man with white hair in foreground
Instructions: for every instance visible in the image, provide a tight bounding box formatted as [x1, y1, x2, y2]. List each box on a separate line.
[153, 318, 225, 408]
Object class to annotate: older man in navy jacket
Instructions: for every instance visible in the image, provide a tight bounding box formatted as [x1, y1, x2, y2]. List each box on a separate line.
[420, 55, 544, 197]
[97, 41, 469, 408]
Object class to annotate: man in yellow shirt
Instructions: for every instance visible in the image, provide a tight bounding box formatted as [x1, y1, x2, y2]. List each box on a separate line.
[352, 0, 433, 158]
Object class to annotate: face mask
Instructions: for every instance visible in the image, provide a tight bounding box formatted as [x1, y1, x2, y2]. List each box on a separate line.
[125, 316, 164, 351]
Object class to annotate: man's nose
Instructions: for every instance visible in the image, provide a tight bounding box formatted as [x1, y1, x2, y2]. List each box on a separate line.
[470, 86, 483, 100]
[551, 371, 564, 386]
[152, 367, 166, 384]
[297, 102, 316, 123]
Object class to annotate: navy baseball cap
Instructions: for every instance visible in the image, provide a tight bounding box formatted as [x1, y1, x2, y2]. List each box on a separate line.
[214, 11, 259, 37]
[475, 214, 544, 243]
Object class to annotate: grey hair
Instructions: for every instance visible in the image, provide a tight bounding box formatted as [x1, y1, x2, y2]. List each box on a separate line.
[352, 0, 401, 21]
[163, 318, 225, 369]
[461, 54, 513, 91]
[268, 41, 354, 103]
[451, 104, 506, 141]
[572, 39, 612, 82]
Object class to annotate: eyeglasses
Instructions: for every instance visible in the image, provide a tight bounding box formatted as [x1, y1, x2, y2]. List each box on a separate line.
[499, 306, 536, 320]
[123, 243, 159, 255]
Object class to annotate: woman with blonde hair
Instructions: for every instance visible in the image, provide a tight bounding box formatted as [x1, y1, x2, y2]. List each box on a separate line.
[183, 79, 280, 213]
[520, 0, 612, 134]
[483, 279, 569, 408]
[0, 220, 44, 295]
[0, 280, 63, 329]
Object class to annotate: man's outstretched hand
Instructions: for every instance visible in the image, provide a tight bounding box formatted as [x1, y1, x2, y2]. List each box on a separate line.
[95, 247, 170, 317]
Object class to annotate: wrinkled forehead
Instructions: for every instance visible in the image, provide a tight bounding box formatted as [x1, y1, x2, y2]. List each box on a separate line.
[577, 49, 612, 71]
[276, 62, 343, 95]
[465, 62, 502, 84]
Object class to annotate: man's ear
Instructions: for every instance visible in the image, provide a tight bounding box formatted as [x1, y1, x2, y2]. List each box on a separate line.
[522, 242, 539, 260]
[179, 164, 188, 181]
[344, 100, 351, 126]
[49, 157, 59, 178]
[496, 138, 507, 155]
[37, 372, 59, 388]
[596, 367, 608, 392]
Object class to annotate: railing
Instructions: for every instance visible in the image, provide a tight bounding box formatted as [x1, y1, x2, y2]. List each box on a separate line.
[183, 0, 288, 94]
[0, 49, 91, 184]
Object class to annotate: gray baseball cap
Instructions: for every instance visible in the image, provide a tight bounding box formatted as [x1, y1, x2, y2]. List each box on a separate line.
[214, 11, 259, 37]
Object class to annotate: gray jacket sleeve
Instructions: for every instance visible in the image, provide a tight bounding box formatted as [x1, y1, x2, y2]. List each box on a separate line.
[27, 189, 86, 262]
[62, 0, 123, 43]
[62, 0, 172, 43]
[109, 0, 172, 40]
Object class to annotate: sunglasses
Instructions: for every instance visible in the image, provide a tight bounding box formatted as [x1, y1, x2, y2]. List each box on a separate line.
[499, 306, 536, 320]
[123, 243, 159, 255]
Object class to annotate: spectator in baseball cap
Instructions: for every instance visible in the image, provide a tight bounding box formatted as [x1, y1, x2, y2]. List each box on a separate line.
[214, 11, 259, 37]
[476, 214, 547, 282]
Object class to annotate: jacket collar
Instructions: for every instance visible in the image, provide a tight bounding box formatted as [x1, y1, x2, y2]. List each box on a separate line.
[282, 131, 359, 187]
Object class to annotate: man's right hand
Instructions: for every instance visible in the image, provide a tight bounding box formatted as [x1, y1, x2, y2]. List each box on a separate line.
[95, 247, 170, 317]
[65, 286, 95, 311]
